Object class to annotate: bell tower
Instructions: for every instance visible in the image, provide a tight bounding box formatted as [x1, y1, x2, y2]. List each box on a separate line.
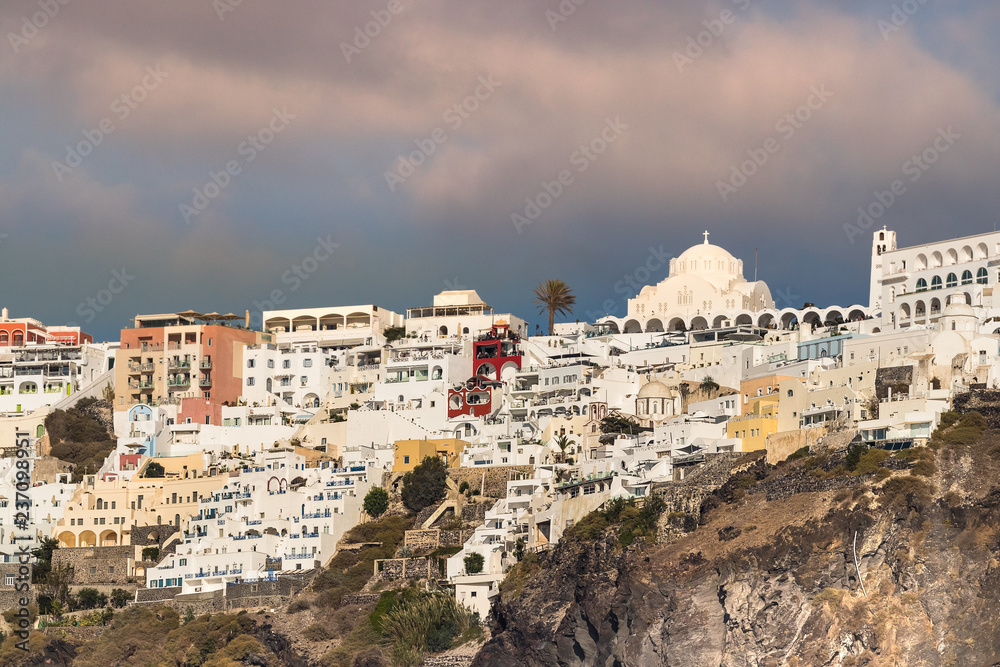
[870, 226, 896, 311]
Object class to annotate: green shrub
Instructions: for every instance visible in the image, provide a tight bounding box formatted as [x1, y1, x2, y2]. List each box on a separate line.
[302, 624, 331, 642]
[910, 459, 937, 477]
[458, 481, 470, 494]
[786, 446, 810, 461]
[463, 552, 484, 574]
[363, 486, 390, 520]
[379, 591, 477, 664]
[401, 457, 448, 512]
[852, 448, 889, 476]
[845, 443, 868, 470]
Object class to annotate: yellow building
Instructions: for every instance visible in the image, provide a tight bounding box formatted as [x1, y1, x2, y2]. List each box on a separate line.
[53, 466, 229, 548]
[393, 438, 469, 472]
[726, 394, 779, 452]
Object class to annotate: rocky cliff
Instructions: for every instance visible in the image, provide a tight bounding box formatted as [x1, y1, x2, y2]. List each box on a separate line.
[475, 429, 1000, 666]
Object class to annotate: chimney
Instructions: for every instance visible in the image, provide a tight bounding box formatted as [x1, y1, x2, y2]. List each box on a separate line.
[1, 308, 7, 320]
[245, 310, 250, 328]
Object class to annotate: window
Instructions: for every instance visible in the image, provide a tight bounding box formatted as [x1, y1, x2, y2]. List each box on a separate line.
[90, 566, 96, 575]
[108, 566, 114, 574]
[4, 575, 13, 586]
[931, 275, 942, 290]
[247, 359, 255, 368]
[404, 455, 410, 464]
[977, 267, 988, 284]
[267, 359, 274, 369]
[946, 273, 958, 288]
[915, 278, 927, 292]
[246, 377, 255, 386]
[301, 376, 308, 385]
[283, 360, 291, 369]
[962, 270, 973, 285]
[303, 359, 313, 367]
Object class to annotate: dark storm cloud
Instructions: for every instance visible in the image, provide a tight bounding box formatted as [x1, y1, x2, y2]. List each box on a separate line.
[1, 1, 999, 338]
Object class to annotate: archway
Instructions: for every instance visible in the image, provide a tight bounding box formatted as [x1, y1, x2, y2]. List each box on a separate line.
[734, 314, 752, 326]
[667, 317, 686, 331]
[100, 530, 117, 546]
[757, 313, 774, 328]
[58, 531, 76, 548]
[645, 318, 664, 333]
[690, 316, 708, 330]
[713, 315, 728, 329]
[79, 531, 97, 547]
[623, 319, 642, 333]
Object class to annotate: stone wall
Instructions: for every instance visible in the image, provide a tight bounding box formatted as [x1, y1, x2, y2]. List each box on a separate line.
[41, 626, 106, 642]
[765, 427, 828, 464]
[135, 586, 182, 603]
[876, 366, 913, 398]
[447, 465, 535, 498]
[0, 562, 33, 609]
[404, 529, 471, 551]
[131, 524, 179, 548]
[375, 557, 436, 581]
[460, 503, 488, 523]
[53, 546, 134, 585]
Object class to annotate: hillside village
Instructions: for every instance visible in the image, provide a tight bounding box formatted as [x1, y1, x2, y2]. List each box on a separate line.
[3, 226, 1000, 663]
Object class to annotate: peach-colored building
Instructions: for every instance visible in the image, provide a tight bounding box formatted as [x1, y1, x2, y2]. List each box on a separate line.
[114, 312, 268, 414]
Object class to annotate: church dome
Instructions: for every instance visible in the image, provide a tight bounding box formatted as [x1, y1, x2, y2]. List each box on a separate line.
[942, 292, 975, 318]
[637, 379, 671, 399]
[669, 233, 744, 287]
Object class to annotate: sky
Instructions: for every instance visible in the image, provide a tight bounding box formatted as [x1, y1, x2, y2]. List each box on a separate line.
[2, 1, 1000, 341]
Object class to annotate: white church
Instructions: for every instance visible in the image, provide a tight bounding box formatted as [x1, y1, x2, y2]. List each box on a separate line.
[599, 232, 869, 334]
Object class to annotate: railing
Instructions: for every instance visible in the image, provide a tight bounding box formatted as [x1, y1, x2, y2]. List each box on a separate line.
[200, 377, 212, 386]
[169, 359, 191, 369]
[200, 360, 212, 369]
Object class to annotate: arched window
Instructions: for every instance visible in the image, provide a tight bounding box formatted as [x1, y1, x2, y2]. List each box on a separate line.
[946, 273, 958, 288]
[12, 331, 23, 346]
[976, 267, 988, 284]
[0, 332, 7, 345]
[931, 276, 942, 290]
[962, 270, 973, 285]
[915, 278, 927, 292]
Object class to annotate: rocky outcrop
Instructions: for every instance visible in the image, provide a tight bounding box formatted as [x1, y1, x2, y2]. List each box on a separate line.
[476, 436, 1000, 666]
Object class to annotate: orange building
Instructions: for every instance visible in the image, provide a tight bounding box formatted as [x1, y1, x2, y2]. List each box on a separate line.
[114, 312, 268, 414]
[739, 374, 802, 415]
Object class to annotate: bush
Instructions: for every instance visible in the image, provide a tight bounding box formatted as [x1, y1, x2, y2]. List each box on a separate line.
[144, 461, 165, 478]
[463, 552, 484, 574]
[401, 457, 448, 512]
[109, 589, 130, 609]
[880, 476, 933, 509]
[852, 448, 889, 476]
[379, 591, 477, 663]
[363, 487, 390, 520]
[786, 446, 810, 462]
[845, 443, 868, 471]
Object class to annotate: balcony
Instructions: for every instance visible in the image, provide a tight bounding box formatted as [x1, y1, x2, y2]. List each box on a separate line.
[168, 375, 190, 387]
[200, 376, 212, 387]
[200, 360, 212, 370]
[169, 359, 191, 370]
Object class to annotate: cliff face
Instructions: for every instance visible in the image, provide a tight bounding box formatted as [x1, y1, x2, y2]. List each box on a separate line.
[476, 435, 1000, 666]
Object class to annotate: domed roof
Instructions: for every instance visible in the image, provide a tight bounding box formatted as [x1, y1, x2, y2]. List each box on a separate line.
[676, 242, 737, 266]
[943, 292, 975, 318]
[637, 379, 671, 399]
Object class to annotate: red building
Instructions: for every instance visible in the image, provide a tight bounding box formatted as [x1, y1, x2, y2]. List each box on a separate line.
[472, 321, 522, 380]
[0, 308, 91, 347]
[448, 377, 496, 419]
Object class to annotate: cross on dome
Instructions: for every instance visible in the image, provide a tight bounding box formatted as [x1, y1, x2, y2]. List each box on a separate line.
[703, 230, 710, 244]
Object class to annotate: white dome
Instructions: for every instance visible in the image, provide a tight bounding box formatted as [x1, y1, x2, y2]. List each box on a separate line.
[943, 292, 975, 318]
[637, 379, 672, 399]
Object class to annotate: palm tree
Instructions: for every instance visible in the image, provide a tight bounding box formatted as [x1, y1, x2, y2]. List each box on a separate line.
[533, 279, 576, 335]
[553, 434, 575, 463]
